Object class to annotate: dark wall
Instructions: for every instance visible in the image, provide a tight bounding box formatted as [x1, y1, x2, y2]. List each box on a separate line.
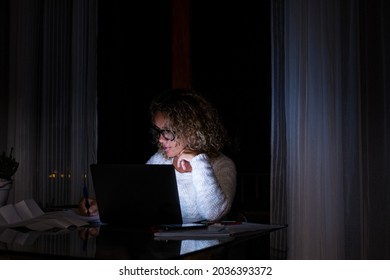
[97, 0, 172, 164]
[191, 1, 271, 174]
[97, 0, 271, 175]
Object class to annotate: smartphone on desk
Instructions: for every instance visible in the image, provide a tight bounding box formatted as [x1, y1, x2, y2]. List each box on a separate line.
[160, 223, 207, 231]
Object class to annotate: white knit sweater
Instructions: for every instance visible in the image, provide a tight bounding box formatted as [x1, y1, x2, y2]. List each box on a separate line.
[146, 152, 236, 223]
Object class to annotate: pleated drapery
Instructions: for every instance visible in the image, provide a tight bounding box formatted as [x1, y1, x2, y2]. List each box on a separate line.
[7, 0, 97, 207]
[270, 0, 390, 259]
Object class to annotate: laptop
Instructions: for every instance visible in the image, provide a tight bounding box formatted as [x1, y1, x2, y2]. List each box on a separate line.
[90, 164, 183, 227]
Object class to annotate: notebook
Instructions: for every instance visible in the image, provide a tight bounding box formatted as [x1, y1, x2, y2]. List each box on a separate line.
[90, 164, 183, 227]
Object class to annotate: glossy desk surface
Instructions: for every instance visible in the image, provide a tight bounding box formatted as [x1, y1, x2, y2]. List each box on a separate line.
[0, 223, 286, 260]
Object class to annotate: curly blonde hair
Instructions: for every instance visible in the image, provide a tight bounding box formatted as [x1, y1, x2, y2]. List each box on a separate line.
[150, 89, 227, 158]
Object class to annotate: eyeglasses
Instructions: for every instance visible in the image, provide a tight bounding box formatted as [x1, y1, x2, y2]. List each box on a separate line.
[150, 125, 176, 142]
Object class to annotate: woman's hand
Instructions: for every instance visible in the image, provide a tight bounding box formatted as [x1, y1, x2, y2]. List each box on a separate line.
[173, 149, 198, 173]
[78, 197, 99, 216]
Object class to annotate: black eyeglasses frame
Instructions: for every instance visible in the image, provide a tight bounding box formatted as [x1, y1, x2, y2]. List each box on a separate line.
[150, 125, 176, 142]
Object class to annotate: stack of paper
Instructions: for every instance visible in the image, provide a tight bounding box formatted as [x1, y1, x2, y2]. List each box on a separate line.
[0, 198, 99, 231]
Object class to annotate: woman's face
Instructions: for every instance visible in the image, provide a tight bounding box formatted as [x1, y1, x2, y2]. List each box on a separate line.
[153, 111, 186, 158]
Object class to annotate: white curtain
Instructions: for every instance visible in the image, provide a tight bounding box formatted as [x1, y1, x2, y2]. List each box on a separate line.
[271, 0, 390, 259]
[6, 0, 98, 207]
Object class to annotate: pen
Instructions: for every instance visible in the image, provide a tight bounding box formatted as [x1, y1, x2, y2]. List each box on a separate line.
[83, 176, 90, 216]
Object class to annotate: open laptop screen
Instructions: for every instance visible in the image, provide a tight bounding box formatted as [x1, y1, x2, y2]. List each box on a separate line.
[90, 164, 182, 227]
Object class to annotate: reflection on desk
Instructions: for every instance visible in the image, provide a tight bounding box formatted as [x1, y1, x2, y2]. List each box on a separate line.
[0, 223, 287, 260]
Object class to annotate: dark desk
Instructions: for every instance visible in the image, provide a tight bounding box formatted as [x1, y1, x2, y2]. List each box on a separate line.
[0, 224, 286, 260]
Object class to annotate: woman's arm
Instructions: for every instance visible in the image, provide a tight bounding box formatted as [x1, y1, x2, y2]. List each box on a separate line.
[190, 154, 237, 221]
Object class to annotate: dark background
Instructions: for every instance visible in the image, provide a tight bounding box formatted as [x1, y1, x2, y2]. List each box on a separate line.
[97, 0, 271, 221]
[97, 1, 271, 171]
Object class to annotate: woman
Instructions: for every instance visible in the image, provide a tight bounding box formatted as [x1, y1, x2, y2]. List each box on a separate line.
[80, 89, 236, 223]
[147, 89, 236, 223]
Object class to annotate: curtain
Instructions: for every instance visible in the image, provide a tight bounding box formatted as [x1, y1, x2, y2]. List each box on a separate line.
[271, 0, 390, 259]
[6, 0, 98, 207]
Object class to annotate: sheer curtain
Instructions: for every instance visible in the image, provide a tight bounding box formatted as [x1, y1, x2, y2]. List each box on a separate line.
[271, 0, 390, 259]
[6, 0, 97, 207]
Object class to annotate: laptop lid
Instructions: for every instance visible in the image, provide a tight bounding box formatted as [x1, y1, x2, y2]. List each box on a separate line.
[90, 164, 182, 227]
